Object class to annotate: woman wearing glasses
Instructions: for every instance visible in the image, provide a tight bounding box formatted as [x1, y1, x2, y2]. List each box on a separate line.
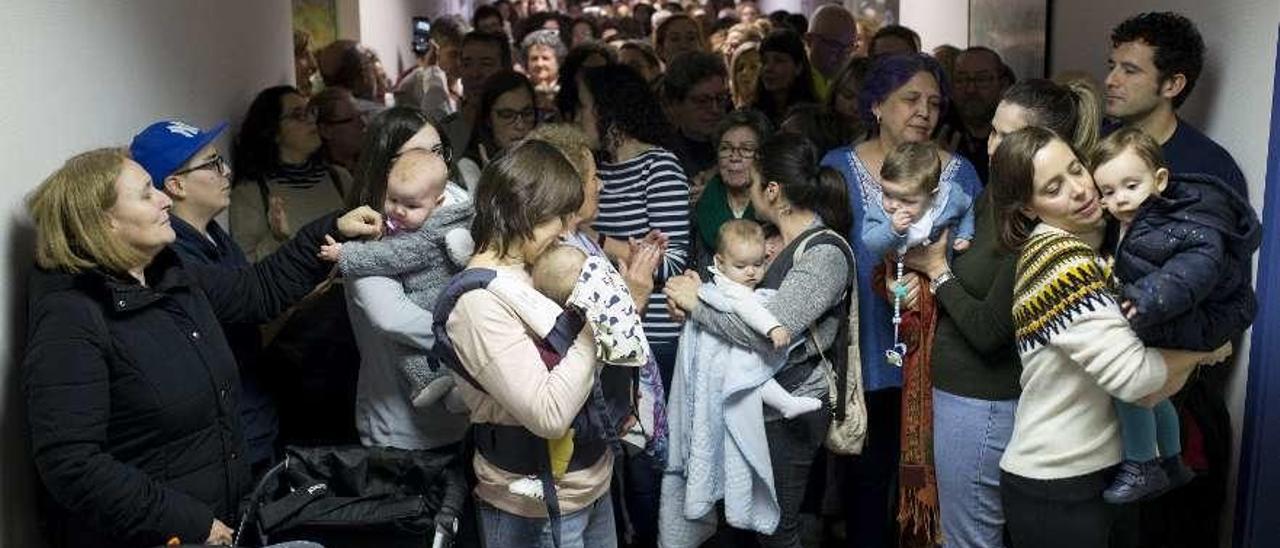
[231, 85, 354, 261]
[458, 70, 538, 191]
[230, 85, 361, 448]
[691, 109, 772, 272]
[23, 142, 381, 547]
[818, 53, 982, 547]
[128, 119, 279, 482]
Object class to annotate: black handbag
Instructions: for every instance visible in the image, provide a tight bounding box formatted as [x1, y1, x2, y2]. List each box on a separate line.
[234, 445, 468, 548]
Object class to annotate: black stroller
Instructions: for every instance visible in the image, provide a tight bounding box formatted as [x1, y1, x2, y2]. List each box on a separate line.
[233, 445, 469, 548]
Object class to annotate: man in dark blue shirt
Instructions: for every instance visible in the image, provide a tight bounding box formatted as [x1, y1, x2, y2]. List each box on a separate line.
[1104, 12, 1247, 198]
[1103, 12, 1248, 548]
[131, 120, 279, 476]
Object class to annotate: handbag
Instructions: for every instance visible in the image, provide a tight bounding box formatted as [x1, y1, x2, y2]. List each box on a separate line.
[793, 230, 868, 455]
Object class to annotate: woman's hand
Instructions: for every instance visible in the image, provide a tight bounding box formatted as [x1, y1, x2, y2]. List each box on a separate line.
[620, 242, 661, 312]
[622, 242, 661, 288]
[663, 270, 702, 321]
[336, 206, 384, 240]
[206, 518, 233, 545]
[640, 229, 670, 252]
[1141, 342, 1233, 406]
[902, 228, 951, 280]
[888, 271, 923, 310]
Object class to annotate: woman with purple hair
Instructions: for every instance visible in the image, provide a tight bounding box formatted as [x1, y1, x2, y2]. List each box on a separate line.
[819, 52, 982, 547]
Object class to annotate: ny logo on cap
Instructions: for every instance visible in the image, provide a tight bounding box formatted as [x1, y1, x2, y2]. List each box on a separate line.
[166, 121, 200, 138]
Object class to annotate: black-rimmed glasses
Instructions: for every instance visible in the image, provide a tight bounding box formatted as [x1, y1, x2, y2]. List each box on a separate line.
[174, 155, 231, 177]
[718, 143, 758, 160]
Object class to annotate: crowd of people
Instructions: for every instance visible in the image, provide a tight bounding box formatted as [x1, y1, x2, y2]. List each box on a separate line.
[20, 2, 1259, 548]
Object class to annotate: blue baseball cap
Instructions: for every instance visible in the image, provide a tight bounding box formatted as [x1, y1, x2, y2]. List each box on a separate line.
[129, 120, 228, 189]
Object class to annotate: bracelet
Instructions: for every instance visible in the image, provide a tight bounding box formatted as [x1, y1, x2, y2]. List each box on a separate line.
[596, 231, 608, 249]
[929, 271, 955, 294]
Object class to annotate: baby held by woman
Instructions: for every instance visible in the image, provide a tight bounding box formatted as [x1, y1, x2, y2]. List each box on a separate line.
[1089, 127, 1258, 503]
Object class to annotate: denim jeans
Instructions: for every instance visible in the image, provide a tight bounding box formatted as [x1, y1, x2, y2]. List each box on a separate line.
[478, 493, 617, 548]
[932, 388, 1017, 548]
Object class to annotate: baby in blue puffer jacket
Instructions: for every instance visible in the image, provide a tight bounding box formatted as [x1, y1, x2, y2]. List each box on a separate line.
[1090, 127, 1260, 504]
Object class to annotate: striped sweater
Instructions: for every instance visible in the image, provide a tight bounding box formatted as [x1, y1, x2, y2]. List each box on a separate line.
[1002, 223, 1167, 480]
[593, 148, 691, 348]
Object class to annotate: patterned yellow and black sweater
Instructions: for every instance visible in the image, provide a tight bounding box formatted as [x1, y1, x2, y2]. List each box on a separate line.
[1001, 223, 1167, 480]
[1013, 228, 1116, 353]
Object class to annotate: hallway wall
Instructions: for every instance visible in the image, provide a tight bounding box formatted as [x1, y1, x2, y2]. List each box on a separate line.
[0, 1, 295, 544]
[1050, 2, 1277, 545]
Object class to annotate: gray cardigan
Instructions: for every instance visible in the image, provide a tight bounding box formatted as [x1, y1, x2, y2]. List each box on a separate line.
[340, 198, 474, 449]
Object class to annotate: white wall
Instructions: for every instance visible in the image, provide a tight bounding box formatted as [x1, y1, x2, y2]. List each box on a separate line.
[0, 1, 294, 544]
[1052, 2, 1277, 545]
[899, 0, 969, 52]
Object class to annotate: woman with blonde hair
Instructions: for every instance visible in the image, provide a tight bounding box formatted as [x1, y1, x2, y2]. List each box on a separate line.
[729, 41, 763, 109]
[23, 148, 379, 547]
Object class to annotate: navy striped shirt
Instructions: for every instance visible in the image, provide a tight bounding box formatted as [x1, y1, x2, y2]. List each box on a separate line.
[593, 148, 691, 347]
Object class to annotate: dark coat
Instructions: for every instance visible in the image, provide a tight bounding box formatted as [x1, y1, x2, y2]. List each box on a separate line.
[1114, 172, 1261, 350]
[24, 212, 340, 548]
[169, 217, 277, 468]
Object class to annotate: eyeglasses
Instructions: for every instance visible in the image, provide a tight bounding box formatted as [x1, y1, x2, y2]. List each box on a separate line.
[688, 92, 731, 110]
[718, 143, 758, 159]
[494, 107, 537, 126]
[174, 154, 231, 177]
[281, 106, 319, 122]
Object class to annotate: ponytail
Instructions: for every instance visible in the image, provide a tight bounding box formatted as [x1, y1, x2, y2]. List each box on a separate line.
[1064, 79, 1102, 157]
[1002, 78, 1102, 160]
[759, 135, 853, 236]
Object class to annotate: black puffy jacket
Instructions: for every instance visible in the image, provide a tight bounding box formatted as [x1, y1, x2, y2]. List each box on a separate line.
[24, 213, 340, 548]
[1114, 173, 1261, 350]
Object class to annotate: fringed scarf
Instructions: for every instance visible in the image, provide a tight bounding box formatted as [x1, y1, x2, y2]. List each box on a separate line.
[875, 258, 942, 546]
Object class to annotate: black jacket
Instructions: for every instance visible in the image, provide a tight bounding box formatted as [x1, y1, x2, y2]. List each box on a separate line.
[169, 216, 277, 468]
[24, 212, 341, 548]
[1114, 173, 1261, 350]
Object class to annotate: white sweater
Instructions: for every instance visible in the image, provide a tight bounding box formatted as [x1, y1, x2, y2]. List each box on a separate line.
[1001, 223, 1168, 480]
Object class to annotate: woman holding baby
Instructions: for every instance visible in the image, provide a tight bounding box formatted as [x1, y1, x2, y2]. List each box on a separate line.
[438, 139, 618, 547]
[983, 125, 1225, 547]
[663, 135, 853, 547]
[818, 52, 983, 546]
[899, 78, 1102, 547]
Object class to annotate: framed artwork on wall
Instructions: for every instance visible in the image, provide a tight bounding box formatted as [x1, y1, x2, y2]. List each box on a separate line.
[294, 0, 338, 50]
[969, 0, 1049, 80]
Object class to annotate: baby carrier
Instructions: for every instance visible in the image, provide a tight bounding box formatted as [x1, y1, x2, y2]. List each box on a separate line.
[430, 268, 620, 547]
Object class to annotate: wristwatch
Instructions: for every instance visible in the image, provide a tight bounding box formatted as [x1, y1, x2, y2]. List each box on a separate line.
[597, 231, 608, 249]
[929, 271, 955, 294]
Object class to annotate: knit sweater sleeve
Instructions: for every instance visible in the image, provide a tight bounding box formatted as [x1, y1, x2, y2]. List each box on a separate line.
[934, 254, 1016, 356]
[1014, 231, 1167, 403]
[339, 229, 434, 278]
